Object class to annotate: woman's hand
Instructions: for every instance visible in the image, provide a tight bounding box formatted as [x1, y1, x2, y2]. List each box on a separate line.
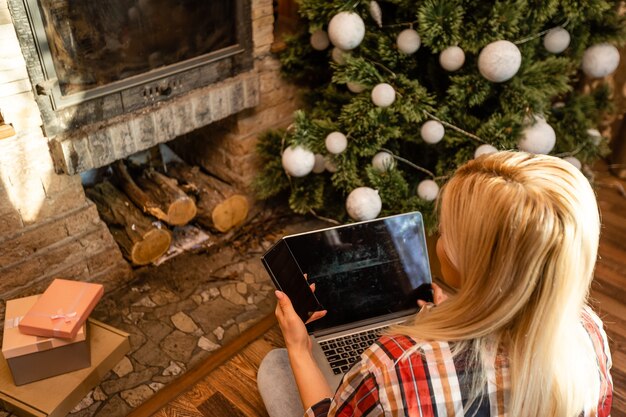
[417, 282, 448, 308]
[275, 285, 327, 354]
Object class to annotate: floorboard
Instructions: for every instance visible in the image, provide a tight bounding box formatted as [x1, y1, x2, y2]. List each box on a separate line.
[142, 163, 626, 417]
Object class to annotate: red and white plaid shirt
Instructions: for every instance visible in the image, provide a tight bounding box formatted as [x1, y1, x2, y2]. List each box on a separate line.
[305, 307, 612, 417]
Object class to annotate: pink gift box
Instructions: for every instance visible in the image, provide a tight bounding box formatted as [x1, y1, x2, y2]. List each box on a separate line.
[18, 279, 104, 339]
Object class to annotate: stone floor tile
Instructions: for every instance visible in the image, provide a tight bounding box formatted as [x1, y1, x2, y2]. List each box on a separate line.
[141, 319, 173, 344]
[160, 330, 197, 362]
[198, 336, 221, 352]
[150, 288, 180, 306]
[120, 385, 154, 408]
[112, 356, 133, 378]
[133, 339, 171, 368]
[189, 298, 245, 334]
[220, 283, 247, 305]
[101, 367, 160, 395]
[94, 394, 131, 417]
[170, 311, 200, 333]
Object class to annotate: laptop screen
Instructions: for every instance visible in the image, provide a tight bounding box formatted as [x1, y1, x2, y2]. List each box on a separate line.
[283, 211, 432, 333]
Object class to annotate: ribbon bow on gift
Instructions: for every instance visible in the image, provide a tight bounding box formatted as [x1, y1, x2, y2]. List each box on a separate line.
[50, 309, 77, 323]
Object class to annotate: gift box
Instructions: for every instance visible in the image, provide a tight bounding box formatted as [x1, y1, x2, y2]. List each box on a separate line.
[2, 295, 90, 386]
[18, 279, 104, 339]
[0, 319, 130, 417]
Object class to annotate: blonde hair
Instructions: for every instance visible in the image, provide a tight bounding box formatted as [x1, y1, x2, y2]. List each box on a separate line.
[395, 151, 601, 417]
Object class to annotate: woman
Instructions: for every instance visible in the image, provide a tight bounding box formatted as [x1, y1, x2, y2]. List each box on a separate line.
[258, 151, 613, 417]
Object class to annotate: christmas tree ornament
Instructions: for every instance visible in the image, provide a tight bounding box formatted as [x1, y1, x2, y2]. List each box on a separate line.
[586, 128, 603, 145]
[346, 187, 382, 221]
[281, 145, 315, 177]
[312, 153, 326, 174]
[372, 151, 396, 171]
[328, 12, 365, 51]
[439, 46, 465, 71]
[543, 27, 570, 54]
[347, 82, 366, 93]
[518, 118, 556, 154]
[397, 29, 421, 54]
[371, 83, 396, 107]
[324, 156, 338, 173]
[325, 131, 348, 154]
[310, 29, 330, 51]
[420, 120, 445, 144]
[369, 1, 383, 28]
[417, 180, 439, 201]
[478, 40, 522, 83]
[563, 156, 582, 170]
[331, 47, 348, 65]
[474, 144, 498, 158]
[582, 43, 620, 78]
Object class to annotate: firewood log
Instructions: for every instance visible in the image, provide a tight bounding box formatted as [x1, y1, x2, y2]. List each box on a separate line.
[167, 163, 249, 233]
[113, 160, 197, 226]
[86, 181, 172, 266]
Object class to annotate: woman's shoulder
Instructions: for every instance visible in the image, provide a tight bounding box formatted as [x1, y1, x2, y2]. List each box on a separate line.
[362, 333, 454, 367]
[581, 305, 612, 361]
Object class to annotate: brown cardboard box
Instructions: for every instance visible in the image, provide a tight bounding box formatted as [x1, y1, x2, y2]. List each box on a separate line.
[0, 319, 130, 417]
[2, 295, 90, 385]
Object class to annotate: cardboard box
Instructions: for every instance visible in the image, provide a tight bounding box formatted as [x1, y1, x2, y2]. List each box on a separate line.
[18, 279, 104, 339]
[2, 295, 90, 386]
[0, 319, 130, 417]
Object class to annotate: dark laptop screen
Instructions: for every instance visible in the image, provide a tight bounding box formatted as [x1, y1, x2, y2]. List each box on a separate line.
[284, 211, 432, 333]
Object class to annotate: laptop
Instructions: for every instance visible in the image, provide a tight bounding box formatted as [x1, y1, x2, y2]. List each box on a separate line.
[261, 211, 433, 389]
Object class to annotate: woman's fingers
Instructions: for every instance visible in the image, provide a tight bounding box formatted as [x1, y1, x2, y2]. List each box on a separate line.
[306, 309, 327, 324]
[431, 282, 449, 305]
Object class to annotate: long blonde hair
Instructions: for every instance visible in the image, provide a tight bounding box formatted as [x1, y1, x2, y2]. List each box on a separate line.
[395, 151, 601, 417]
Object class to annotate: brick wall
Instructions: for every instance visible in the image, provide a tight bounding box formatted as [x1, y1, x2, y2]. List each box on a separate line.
[0, 0, 300, 317]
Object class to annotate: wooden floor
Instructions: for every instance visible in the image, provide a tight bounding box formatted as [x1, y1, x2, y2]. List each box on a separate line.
[132, 163, 626, 417]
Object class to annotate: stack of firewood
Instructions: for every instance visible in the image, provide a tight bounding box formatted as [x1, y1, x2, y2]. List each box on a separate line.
[85, 159, 249, 266]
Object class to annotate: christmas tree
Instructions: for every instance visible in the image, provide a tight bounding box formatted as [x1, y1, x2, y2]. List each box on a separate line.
[254, 0, 625, 230]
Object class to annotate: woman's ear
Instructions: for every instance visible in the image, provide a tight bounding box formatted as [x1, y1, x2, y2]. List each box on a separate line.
[436, 237, 462, 289]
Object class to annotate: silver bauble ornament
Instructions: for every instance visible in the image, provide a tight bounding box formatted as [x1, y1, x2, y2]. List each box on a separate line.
[543, 28, 570, 54]
[563, 156, 582, 170]
[439, 46, 465, 71]
[281, 145, 315, 177]
[420, 120, 445, 144]
[582, 43, 620, 78]
[331, 47, 349, 65]
[478, 40, 522, 83]
[474, 144, 498, 159]
[371, 151, 396, 172]
[312, 154, 326, 174]
[328, 12, 365, 51]
[369, 1, 383, 28]
[346, 187, 382, 221]
[324, 156, 338, 173]
[417, 180, 439, 201]
[325, 131, 348, 154]
[397, 29, 421, 54]
[347, 82, 366, 93]
[371, 83, 396, 107]
[518, 118, 556, 154]
[586, 128, 603, 145]
[310, 29, 330, 51]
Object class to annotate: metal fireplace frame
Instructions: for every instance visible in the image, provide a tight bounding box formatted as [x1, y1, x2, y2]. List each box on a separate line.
[12, 0, 253, 135]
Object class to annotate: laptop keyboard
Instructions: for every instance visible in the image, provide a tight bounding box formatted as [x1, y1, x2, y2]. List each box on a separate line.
[319, 327, 387, 375]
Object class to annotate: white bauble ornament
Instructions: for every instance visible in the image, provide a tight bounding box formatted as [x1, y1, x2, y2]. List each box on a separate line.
[325, 131, 348, 154]
[310, 29, 330, 51]
[420, 120, 445, 144]
[281, 145, 315, 177]
[563, 156, 582, 170]
[372, 151, 396, 172]
[328, 12, 365, 51]
[346, 187, 382, 221]
[371, 83, 396, 107]
[397, 29, 421, 54]
[324, 156, 338, 173]
[417, 180, 439, 201]
[518, 118, 556, 154]
[586, 128, 603, 145]
[331, 47, 349, 65]
[543, 28, 570, 54]
[439, 46, 465, 71]
[582, 43, 620, 78]
[474, 144, 498, 158]
[369, 1, 383, 28]
[478, 40, 522, 83]
[312, 153, 326, 174]
[347, 82, 366, 93]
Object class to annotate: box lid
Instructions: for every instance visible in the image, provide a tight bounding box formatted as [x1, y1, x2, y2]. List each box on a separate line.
[2, 295, 86, 359]
[0, 319, 130, 417]
[18, 279, 104, 339]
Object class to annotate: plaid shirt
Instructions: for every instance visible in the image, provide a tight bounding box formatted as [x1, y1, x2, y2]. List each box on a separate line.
[305, 307, 612, 417]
